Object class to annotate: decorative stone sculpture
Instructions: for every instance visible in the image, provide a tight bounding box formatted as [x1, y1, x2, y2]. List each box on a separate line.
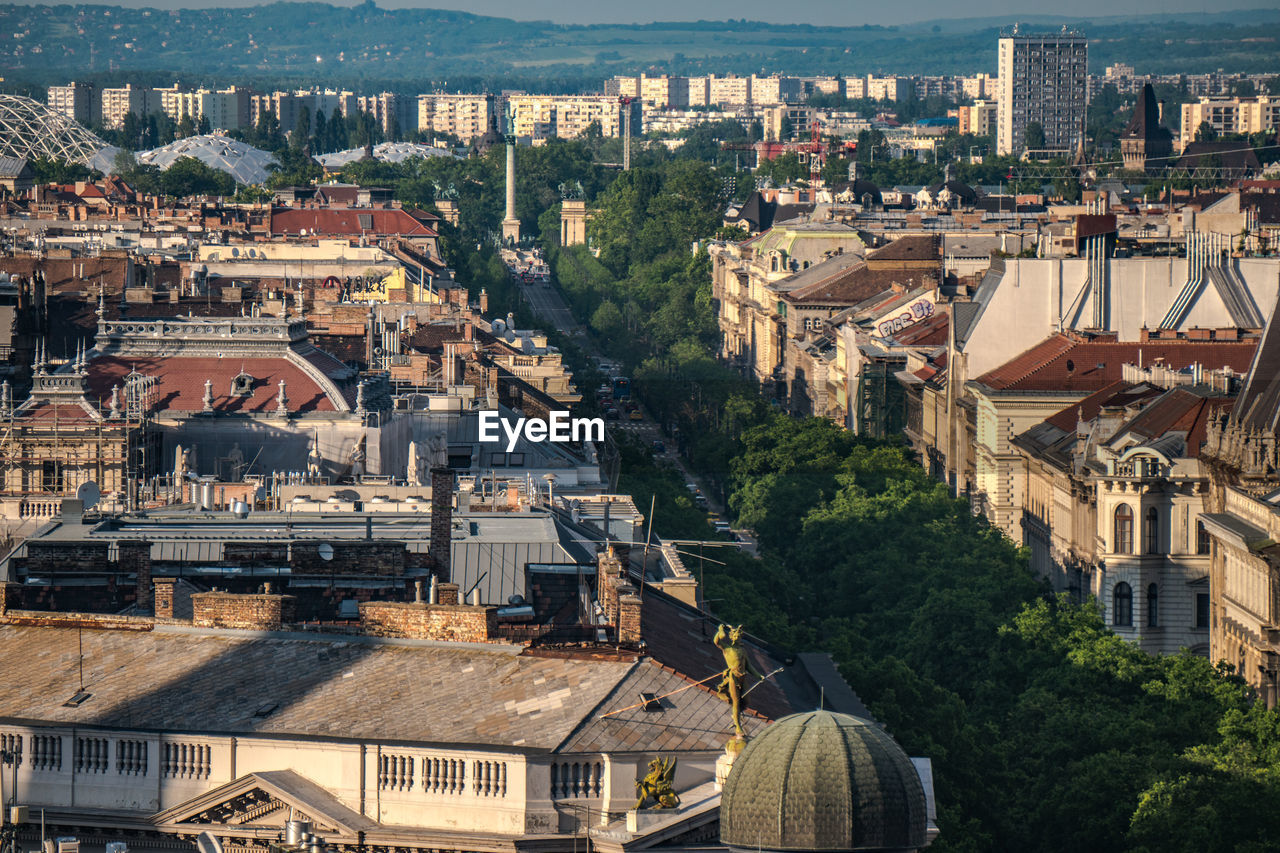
[275, 379, 289, 417]
[307, 432, 323, 478]
[108, 385, 121, 419]
[227, 443, 245, 481]
[634, 757, 679, 810]
[428, 429, 448, 470]
[202, 378, 214, 414]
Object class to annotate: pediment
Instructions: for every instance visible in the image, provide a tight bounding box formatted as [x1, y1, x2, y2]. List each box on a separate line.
[153, 770, 377, 839]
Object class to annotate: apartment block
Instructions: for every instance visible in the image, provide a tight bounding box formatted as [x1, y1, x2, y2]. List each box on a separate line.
[157, 86, 251, 131]
[866, 76, 912, 102]
[100, 85, 162, 130]
[507, 95, 626, 140]
[46, 82, 97, 127]
[356, 92, 417, 137]
[708, 75, 753, 106]
[1180, 96, 1280, 149]
[417, 94, 497, 143]
[996, 30, 1088, 155]
[957, 100, 998, 138]
[751, 75, 804, 105]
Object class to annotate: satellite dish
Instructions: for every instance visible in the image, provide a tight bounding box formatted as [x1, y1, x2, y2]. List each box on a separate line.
[196, 833, 224, 853]
[317, 543, 334, 562]
[76, 481, 101, 510]
[255, 485, 267, 502]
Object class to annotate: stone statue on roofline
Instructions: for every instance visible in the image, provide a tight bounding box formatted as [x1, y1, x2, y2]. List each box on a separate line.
[427, 429, 448, 470]
[307, 432, 323, 478]
[633, 756, 679, 810]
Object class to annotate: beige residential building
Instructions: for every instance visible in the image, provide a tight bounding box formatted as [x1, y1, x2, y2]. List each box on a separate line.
[417, 94, 497, 143]
[158, 86, 251, 131]
[100, 84, 162, 129]
[957, 100, 998, 138]
[866, 76, 912, 102]
[1013, 370, 1240, 655]
[708, 75, 752, 106]
[46, 82, 97, 126]
[1180, 96, 1280, 149]
[507, 95, 624, 140]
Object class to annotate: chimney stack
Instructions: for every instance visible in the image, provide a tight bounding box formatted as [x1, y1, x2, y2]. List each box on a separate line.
[430, 466, 454, 582]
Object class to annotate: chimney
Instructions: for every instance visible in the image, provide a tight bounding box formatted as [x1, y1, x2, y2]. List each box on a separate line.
[119, 539, 154, 612]
[479, 289, 489, 314]
[618, 590, 643, 645]
[1158, 100, 1165, 124]
[436, 582, 460, 606]
[153, 577, 177, 618]
[430, 466, 454, 582]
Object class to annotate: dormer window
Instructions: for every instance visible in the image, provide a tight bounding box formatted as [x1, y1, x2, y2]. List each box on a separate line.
[231, 371, 255, 396]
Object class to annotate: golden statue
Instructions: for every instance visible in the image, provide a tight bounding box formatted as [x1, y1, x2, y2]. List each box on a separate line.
[634, 757, 679, 810]
[714, 624, 766, 742]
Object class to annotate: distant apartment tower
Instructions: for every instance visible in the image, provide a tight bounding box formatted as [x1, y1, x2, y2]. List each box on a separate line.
[996, 29, 1088, 155]
[1180, 96, 1280, 149]
[958, 100, 998, 138]
[158, 86, 251, 132]
[507, 95, 629, 141]
[250, 91, 304, 134]
[708, 75, 752, 107]
[100, 85, 162, 129]
[355, 92, 416, 138]
[46, 82, 97, 127]
[417, 94, 498, 143]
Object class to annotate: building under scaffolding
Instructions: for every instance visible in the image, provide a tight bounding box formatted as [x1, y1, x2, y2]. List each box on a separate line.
[0, 343, 155, 529]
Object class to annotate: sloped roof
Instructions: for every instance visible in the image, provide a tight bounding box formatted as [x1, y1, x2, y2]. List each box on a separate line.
[1108, 386, 1233, 457]
[86, 355, 349, 414]
[271, 207, 436, 238]
[1175, 142, 1261, 175]
[1123, 84, 1173, 146]
[317, 142, 458, 169]
[973, 333, 1257, 395]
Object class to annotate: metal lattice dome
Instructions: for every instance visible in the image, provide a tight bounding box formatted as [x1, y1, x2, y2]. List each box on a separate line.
[136, 134, 279, 185]
[0, 94, 120, 173]
[720, 711, 927, 853]
[317, 141, 459, 169]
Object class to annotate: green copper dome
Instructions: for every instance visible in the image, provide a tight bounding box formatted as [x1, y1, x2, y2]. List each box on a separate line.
[720, 711, 927, 853]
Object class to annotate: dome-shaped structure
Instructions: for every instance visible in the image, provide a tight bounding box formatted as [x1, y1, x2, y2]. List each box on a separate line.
[136, 134, 279, 185]
[721, 711, 927, 853]
[0, 94, 120, 173]
[317, 141, 458, 169]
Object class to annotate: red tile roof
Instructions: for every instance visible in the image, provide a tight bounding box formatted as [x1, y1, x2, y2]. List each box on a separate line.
[974, 333, 1257, 394]
[1043, 381, 1160, 432]
[86, 356, 345, 414]
[270, 208, 437, 238]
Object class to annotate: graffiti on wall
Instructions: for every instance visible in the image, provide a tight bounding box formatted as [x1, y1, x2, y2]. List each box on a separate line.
[877, 298, 935, 338]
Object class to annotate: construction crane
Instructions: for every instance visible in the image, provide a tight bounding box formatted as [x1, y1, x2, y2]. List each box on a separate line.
[618, 96, 634, 171]
[808, 119, 824, 184]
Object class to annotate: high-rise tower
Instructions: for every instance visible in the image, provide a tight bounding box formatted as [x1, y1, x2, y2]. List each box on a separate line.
[996, 27, 1088, 156]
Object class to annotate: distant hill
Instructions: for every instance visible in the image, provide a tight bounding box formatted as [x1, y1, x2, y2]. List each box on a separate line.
[2, 2, 1278, 91]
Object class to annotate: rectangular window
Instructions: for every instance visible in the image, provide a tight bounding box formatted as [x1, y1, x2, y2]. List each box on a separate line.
[1196, 593, 1210, 629]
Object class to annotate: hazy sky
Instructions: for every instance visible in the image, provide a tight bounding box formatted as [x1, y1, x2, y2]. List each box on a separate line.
[4, 0, 1229, 25]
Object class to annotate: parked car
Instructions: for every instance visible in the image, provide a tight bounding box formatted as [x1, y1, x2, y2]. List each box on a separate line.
[694, 494, 709, 508]
[605, 408, 620, 420]
[652, 440, 666, 453]
[714, 521, 732, 534]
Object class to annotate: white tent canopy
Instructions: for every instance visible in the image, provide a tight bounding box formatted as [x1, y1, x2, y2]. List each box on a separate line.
[136, 134, 279, 185]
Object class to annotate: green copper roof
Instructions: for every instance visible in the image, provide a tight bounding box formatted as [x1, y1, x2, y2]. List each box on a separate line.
[720, 710, 926, 853]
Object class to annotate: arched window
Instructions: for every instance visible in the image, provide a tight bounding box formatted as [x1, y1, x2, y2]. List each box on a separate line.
[1114, 504, 1134, 554]
[1147, 583, 1158, 627]
[1114, 582, 1133, 627]
[1197, 520, 1211, 555]
[1146, 506, 1160, 554]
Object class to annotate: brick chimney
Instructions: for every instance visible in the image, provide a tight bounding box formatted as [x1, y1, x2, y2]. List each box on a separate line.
[617, 589, 643, 645]
[437, 582, 460, 606]
[154, 577, 177, 619]
[118, 540, 153, 612]
[430, 467, 454, 582]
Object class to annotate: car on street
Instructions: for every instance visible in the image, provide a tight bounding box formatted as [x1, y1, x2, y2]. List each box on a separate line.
[606, 408, 620, 420]
[652, 440, 666, 453]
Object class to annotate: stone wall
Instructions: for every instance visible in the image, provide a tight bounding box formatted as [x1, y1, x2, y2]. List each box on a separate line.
[359, 600, 496, 643]
[191, 592, 296, 630]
